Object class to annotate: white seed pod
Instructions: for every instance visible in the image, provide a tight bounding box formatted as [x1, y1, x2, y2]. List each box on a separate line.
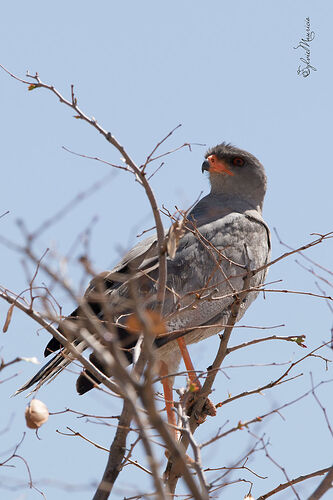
[25, 399, 49, 429]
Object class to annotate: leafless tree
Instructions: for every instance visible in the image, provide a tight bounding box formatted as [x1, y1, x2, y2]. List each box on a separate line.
[1, 65, 333, 500]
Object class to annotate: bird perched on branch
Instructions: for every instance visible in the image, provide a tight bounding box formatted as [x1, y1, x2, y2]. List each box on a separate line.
[15, 143, 270, 425]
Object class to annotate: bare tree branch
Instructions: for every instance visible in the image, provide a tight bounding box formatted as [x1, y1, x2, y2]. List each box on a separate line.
[307, 465, 333, 500]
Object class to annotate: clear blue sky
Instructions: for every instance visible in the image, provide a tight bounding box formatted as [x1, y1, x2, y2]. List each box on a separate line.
[1, 1, 332, 499]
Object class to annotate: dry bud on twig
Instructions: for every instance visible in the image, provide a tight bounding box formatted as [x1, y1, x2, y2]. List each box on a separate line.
[165, 218, 186, 259]
[3, 304, 14, 332]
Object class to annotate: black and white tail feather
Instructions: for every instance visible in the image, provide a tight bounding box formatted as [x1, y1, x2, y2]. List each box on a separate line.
[13, 339, 87, 396]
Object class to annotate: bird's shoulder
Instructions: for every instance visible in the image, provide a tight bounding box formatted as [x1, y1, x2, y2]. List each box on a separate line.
[177, 208, 270, 255]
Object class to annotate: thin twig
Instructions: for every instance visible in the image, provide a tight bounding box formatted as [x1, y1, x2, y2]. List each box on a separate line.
[227, 334, 307, 354]
[257, 466, 332, 499]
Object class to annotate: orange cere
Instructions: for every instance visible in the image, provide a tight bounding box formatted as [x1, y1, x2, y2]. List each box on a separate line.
[207, 154, 234, 176]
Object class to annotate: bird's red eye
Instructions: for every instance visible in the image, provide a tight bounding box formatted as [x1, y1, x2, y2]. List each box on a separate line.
[232, 157, 245, 167]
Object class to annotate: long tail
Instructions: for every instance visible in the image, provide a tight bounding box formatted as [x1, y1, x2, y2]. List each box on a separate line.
[13, 340, 86, 396]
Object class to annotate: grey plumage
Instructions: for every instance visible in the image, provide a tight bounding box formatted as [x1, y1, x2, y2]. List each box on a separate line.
[15, 142, 270, 396]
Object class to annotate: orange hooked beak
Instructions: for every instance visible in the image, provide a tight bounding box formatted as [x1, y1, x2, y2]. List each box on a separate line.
[207, 154, 234, 176]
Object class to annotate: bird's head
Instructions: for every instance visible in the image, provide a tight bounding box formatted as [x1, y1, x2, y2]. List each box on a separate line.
[202, 143, 267, 211]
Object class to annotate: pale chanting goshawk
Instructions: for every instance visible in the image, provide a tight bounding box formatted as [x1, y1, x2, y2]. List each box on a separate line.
[15, 143, 271, 415]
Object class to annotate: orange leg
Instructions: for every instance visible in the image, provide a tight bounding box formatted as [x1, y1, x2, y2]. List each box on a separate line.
[159, 361, 178, 438]
[176, 336, 201, 388]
